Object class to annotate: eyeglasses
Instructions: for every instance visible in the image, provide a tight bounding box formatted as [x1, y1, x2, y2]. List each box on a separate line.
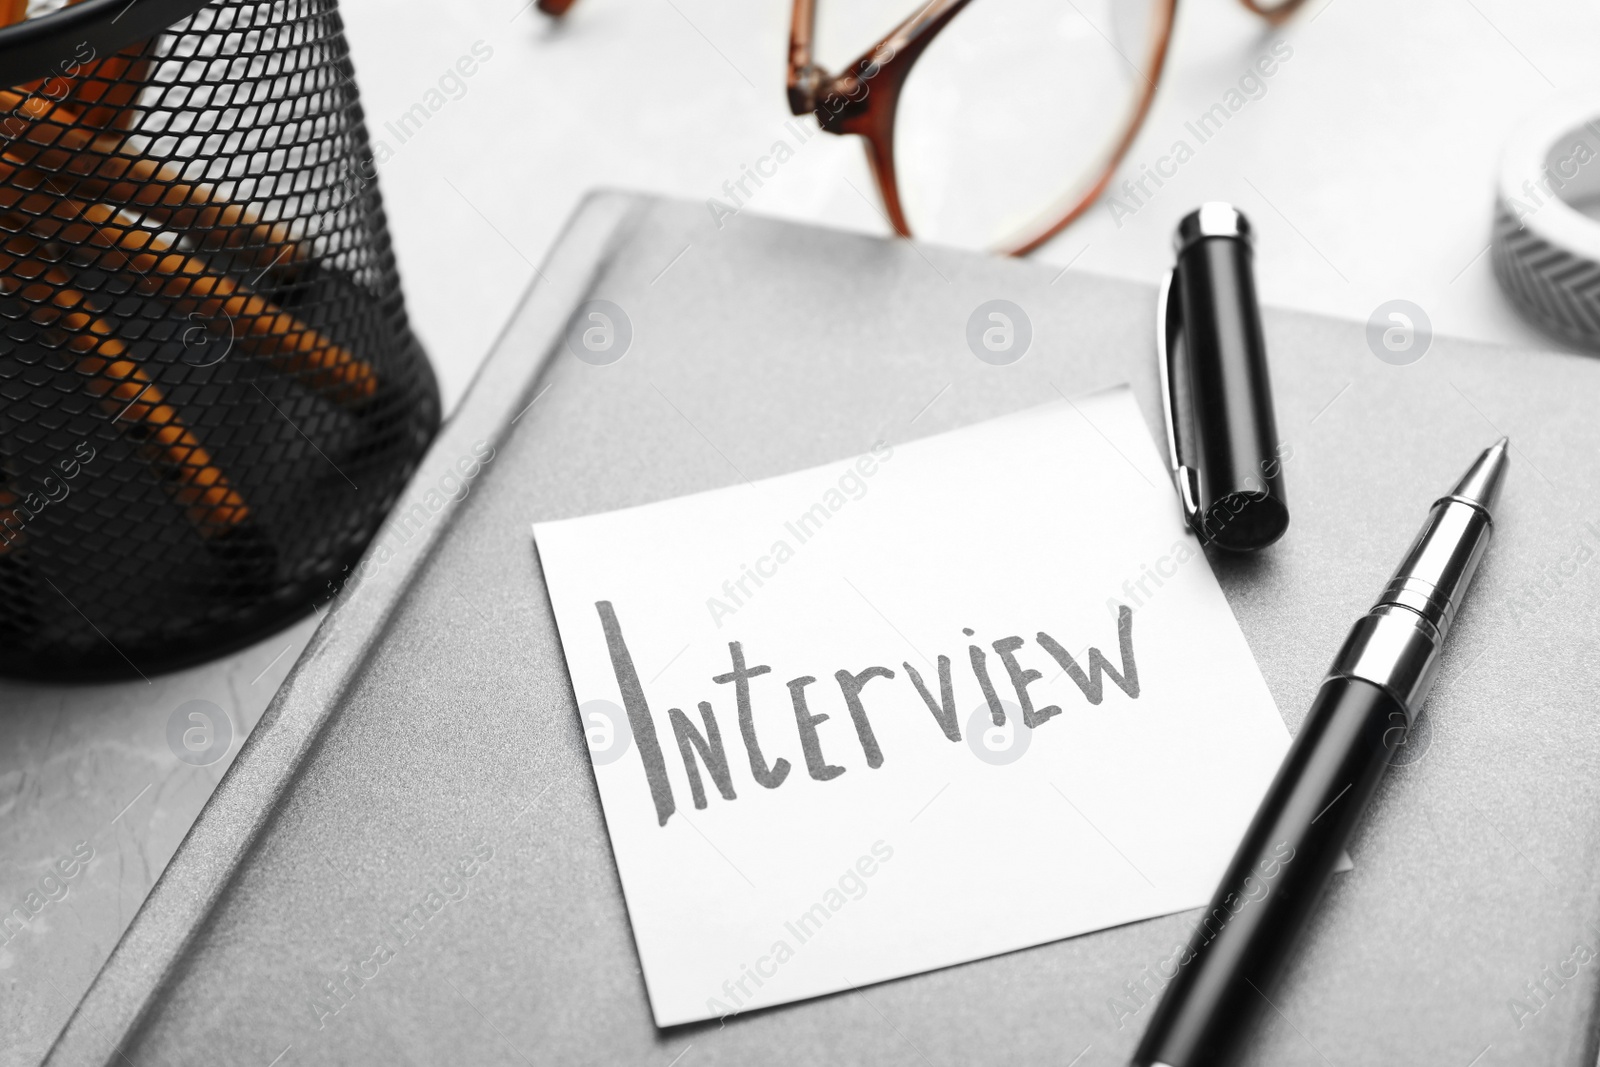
[544, 0, 1308, 255]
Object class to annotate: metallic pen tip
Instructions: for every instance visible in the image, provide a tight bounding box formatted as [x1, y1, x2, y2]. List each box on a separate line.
[1447, 437, 1510, 516]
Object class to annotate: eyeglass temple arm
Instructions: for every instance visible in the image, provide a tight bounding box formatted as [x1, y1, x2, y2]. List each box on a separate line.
[786, 0, 820, 114]
[789, 0, 968, 120]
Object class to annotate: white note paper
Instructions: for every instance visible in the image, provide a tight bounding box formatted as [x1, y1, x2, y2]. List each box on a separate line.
[533, 386, 1290, 1026]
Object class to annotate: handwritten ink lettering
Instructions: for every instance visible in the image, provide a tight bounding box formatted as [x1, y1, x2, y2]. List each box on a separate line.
[595, 602, 1141, 827]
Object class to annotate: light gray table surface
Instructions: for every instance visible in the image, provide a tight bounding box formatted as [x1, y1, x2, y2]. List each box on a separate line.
[31, 192, 1600, 1066]
[12, 1, 1600, 1061]
[0, 617, 319, 1066]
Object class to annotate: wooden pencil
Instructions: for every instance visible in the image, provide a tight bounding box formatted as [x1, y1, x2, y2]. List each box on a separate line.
[0, 233, 252, 534]
[0, 159, 379, 406]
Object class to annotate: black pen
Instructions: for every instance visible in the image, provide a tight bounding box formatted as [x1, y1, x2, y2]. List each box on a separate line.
[1131, 438, 1510, 1067]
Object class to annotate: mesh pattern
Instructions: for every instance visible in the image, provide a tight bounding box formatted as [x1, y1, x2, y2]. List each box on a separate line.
[0, 0, 439, 679]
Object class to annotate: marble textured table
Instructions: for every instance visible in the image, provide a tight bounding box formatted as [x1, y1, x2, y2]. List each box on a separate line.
[9, 0, 1600, 1060]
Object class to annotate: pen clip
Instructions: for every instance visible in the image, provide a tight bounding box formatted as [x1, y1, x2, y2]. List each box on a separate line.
[1156, 267, 1202, 530]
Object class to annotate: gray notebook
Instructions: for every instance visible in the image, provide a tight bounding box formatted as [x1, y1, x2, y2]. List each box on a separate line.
[46, 191, 1600, 1066]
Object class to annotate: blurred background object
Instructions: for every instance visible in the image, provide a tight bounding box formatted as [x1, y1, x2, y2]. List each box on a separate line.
[782, 0, 1303, 252]
[1491, 95, 1600, 352]
[546, 0, 1310, 253]
[0, 0, 439, 679]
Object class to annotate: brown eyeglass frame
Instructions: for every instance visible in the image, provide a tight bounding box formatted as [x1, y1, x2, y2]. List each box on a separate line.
[541, 0, 1309, 256]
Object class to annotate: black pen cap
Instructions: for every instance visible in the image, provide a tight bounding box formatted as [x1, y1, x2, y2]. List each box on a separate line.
[1157, 203, 1289, 552]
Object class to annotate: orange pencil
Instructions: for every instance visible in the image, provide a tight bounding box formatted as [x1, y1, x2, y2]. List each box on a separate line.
[0, 235, 251, 534]
[0, 73, 308, 276]
[52, 195, 376, 403]
[0, 161, 378, 405]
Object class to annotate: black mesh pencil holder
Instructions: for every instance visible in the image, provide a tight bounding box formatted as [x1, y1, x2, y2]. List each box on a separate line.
[0, 0, 440, 680]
